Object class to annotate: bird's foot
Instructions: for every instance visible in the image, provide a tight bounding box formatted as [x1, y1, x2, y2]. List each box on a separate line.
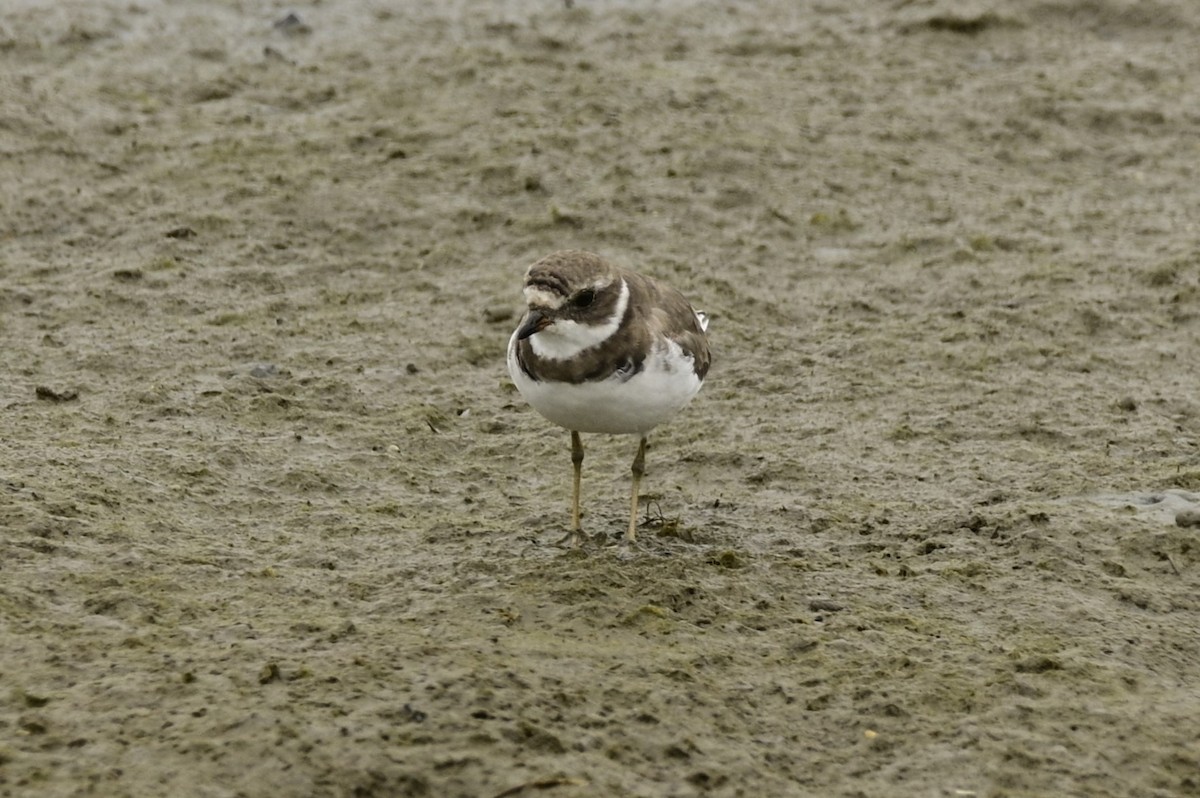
[619, 532, 647, 549]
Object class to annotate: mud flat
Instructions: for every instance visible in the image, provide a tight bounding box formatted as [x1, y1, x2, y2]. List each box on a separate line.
[1, 1, 1198, 796]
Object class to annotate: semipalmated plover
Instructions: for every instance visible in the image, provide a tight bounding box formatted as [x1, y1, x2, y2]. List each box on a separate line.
[507, 250, 711, 545]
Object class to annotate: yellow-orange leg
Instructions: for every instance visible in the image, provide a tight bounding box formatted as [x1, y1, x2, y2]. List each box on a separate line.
[567, 431, 584, 547]
[627, 436, 647, 542]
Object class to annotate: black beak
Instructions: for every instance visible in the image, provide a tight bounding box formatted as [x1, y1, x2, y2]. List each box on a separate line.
[517, 310, 552, 340]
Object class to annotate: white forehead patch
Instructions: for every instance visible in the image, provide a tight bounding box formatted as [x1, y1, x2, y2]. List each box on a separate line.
[522, 286, 566, 310]
[529, 278, 629, 361]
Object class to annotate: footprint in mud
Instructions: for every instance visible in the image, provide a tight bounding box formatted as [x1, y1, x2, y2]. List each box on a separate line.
[1090, 489, 1200, 528]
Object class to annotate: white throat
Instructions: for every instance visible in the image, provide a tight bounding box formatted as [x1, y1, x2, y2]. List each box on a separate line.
[529, 279, 629, 362]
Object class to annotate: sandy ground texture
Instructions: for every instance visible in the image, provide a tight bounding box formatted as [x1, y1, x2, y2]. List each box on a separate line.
[2, 0, 1200, 796]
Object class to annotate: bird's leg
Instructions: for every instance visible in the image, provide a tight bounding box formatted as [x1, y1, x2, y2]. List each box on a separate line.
[627, 436, 647, 543]
[565, 430, 584, 547]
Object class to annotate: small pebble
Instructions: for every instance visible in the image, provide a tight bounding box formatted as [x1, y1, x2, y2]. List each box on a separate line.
[273, 12, 312, 36]
[1176, 509, 1200, 529]
[483, 305, 516, 324]
[35, 386, 78, 402]
[1116, 396, 1138, 412]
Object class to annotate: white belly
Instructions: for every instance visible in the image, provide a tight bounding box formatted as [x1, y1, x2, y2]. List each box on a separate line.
[507, 331, 703, 436]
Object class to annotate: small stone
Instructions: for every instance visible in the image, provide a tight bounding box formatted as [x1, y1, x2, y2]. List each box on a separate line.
[259, 662, 282, 685]
[35, 386, 78, 402]
[250, 363, 279, 378]
[483, 305, 515, 324]
[1116, 396, 1138, 412]
[1015, 655, 1062, 674]
[22, 692, 50, 708]
[273, 12, 312, 36]
[1100, 560, 1127, 578]
[19, 716, 48, 735]
[1175, 509, 1200, 529]
[709, 550, 746, 569]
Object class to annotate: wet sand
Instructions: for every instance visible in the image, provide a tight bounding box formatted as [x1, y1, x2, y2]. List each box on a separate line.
[2, 1, 1199, 796]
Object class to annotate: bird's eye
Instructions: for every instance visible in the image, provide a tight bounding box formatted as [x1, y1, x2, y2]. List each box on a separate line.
[572, 289, 596, 309]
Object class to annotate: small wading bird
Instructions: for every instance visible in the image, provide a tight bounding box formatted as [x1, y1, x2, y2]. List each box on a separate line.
[506, 250, 711, 545]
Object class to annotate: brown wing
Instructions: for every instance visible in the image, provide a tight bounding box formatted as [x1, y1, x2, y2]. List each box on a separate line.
[626, 270, 711, 381]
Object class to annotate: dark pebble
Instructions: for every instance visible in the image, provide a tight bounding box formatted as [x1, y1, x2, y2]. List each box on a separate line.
[35, 386, 78, 402]
[273, 12, 312, 36]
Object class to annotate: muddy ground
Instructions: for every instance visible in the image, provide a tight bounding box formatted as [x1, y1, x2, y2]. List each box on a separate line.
[2, 1, 1199, 796]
